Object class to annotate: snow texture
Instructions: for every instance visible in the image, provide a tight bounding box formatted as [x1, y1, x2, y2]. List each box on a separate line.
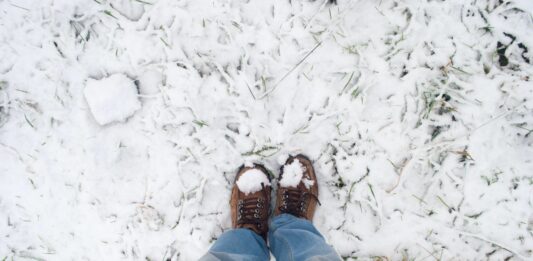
[1, 0, 533, 260]
[236, 169, 271, 195]
[302, 178, 315, 190]
[280, 158, 311, 188]
[84, 74, 141, 125]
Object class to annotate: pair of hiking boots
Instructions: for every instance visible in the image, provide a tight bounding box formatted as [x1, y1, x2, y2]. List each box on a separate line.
[230, 154, 320, 239]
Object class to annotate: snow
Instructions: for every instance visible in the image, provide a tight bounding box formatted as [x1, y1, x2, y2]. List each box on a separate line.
[302, 178, 315, 190]
[236, 169, 271, 195]
[84, 74, 141, 125]
[280, 159, 305, 188]
[0, 82, 8, 127]
[1, 0, 532, 260]
[279, 158, 314, 189]
[137, 69, 163, 96]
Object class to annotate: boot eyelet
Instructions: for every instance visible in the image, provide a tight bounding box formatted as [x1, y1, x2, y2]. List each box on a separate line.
[254, 213, 260, 219]
[255, 209, 260, 213]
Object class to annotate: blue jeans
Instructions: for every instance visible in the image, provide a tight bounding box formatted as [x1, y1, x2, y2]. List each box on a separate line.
[199, 214, 341, 261]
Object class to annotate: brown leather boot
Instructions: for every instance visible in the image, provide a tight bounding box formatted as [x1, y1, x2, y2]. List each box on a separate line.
[274, 154, 320, 221]
[230, 164, 271, 239]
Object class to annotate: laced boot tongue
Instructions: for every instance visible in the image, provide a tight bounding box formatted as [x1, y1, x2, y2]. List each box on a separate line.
[275, 155, 319, 220]
[236, 197, 267, 236]
[236, 183, 269, 236]
[279, 188, 321, 218]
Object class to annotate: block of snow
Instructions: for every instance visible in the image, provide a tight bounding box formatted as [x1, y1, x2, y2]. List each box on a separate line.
[280, 159, 314, 189]
[236, 169, 271, 195]
[84, 74, 141, 125]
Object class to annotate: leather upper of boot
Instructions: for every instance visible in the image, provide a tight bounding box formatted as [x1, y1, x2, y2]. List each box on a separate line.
[230, 164, 271, 238]
[275, 154, 320, 221]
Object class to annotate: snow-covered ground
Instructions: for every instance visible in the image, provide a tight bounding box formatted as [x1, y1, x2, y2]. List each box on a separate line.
[1, 0, 532, 260]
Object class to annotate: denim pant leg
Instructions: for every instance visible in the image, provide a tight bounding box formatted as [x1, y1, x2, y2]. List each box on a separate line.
[268, 214, 341, 261]
[199, 229, 270, 261]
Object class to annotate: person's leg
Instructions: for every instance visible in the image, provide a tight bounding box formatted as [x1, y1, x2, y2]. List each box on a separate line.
[270, 155, 341, 261]
[268, 214, 341, 261]
[200, 164, 272, 261]
[199, 228, 269, 261]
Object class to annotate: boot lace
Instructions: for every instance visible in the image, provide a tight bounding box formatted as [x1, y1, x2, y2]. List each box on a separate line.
[279, 188, 321, 218]
[237, 183, 268, 231]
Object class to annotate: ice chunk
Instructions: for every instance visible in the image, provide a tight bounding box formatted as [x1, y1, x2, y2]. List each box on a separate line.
[236, 169, 271, 195]
[84, 74, 141, 125]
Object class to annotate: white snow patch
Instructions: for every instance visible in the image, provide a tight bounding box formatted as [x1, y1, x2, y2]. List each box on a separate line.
[302, 178, 315, 190]
[0, 82, 8, 127]
[137, 69, 163, 95]
[280, 159, 313, 188]
[243, 161, 255, 168]
[84, 74, 141, 125]
[238, 124, 250, 136]
[236, 169, 271, 195]
[276, 153, 289, 165]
